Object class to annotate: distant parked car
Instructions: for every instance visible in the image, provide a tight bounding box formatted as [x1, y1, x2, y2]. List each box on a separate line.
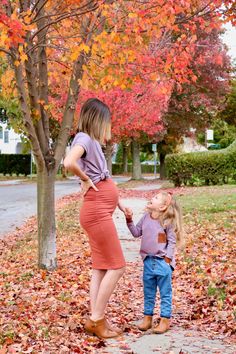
[141, 160, 160, 165]
[208, 143, 221, 150]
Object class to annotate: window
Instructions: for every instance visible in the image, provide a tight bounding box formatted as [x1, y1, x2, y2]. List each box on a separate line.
[4, 130, 9, 143]
[0, 126, 2, 139]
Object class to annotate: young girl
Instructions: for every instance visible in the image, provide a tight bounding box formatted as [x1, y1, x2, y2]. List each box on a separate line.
[125, 191, 183, 334]
[64, 98, 126, 339]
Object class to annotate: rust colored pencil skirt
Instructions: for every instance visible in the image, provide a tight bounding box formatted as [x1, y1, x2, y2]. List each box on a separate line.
[80, 178, 126, 270]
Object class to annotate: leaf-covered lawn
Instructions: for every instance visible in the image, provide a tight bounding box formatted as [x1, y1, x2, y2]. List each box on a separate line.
[0, 185, 235, 352]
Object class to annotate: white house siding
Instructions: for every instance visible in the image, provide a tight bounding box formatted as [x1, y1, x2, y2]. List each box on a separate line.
[0, 122, 22, 154]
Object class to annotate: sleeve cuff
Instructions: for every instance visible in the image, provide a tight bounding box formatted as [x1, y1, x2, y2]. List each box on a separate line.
[126, 218, 133, 223]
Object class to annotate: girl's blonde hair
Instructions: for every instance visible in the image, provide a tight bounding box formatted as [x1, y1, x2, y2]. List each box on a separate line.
[78, 98, 111, 143]
[157, 191, 184, 248]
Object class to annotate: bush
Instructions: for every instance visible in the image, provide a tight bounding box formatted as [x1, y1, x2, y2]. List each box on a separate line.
[166, 140, 236, 186]
[112, 163, 159, 175]
[0, 154, 31, 176]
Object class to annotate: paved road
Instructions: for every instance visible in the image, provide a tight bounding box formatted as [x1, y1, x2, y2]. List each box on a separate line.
[0, 176, 130, 238]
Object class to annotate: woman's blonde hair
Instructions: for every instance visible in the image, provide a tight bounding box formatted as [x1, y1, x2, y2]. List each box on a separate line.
[157, 191, 184, 248]
[78, 98, 111, 143]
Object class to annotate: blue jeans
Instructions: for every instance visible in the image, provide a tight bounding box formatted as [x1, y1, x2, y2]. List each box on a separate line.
[143, 256, 173, 318]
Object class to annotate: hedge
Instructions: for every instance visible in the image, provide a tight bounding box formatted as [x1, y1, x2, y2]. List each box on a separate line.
[166, 140, 236, 186]
[0, 154, 31, 176]
[112, 163, 160, 175]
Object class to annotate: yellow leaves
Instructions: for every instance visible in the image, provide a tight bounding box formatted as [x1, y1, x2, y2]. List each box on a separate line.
[110, 32, 121, 44]
[23, 10, 32, 25]
[135, 35, 143, 45]
[102, 10, 108, 16]
[128, 13, 138, 19]
[70, 43, 90, 61]
[20, 53, 28, 62]
[0, 31, 9, 46]
[14, 60, 21, 67]
[1, 68, 16, 98]
[79, 43, 90, 54]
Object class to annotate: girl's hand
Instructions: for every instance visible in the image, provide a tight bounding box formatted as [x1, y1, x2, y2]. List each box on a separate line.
[81, 178, 98, 196]
[124, 207, 133, 219]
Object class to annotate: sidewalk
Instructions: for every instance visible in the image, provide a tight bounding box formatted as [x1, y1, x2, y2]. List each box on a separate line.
[100, 183, 235, 354]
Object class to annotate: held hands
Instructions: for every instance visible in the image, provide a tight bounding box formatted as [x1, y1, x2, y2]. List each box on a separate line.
[118, 200, 133, 221]
[124, 207, 133, 221]
[81, 178, 98, 196]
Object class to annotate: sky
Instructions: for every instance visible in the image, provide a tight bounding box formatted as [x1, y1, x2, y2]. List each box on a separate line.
[221, 22, 236, 62]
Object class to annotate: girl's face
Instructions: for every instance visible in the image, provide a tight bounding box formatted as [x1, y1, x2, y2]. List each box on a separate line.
[147, 193, 165, 211]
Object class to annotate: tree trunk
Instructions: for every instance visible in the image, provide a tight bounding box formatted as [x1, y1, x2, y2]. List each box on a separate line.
[159, 151, 166, 179]
[37, 167, 57, 270]
[122, 143, 128, 173]
[132, 140, 142, 179]
[104, 141, 113, 175]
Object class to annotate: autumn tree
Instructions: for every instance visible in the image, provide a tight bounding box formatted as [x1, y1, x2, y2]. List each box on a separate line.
[157, 27, 232, 178]
[0, 0, 233, 268]
[77, 82, 170, 178]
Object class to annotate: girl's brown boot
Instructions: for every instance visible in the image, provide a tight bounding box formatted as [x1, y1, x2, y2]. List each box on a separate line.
[153, 317, 170, 334]
[137, 315, 153, 331]
[85, 318, 120, 339]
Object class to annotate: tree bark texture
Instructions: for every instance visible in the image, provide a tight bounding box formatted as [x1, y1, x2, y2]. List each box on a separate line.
[159, 151, 166, 179]
[104, 141, 113, 174]
[122, 143, 128, 173]
[37, 167, 57, 270]
[132, 140, 142, 179]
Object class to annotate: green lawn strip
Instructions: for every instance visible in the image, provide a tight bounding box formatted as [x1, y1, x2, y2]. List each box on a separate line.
[177, 185, 236, 216]
[174, 187, 235, 337]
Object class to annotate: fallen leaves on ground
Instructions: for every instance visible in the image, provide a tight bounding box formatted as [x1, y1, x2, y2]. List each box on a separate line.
[0, 186, 235, 353]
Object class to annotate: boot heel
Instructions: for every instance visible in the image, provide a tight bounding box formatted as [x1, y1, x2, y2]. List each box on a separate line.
[84, 317, 120, 339]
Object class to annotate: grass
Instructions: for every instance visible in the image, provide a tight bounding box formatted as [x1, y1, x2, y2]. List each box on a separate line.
[176, 185, 236, 221]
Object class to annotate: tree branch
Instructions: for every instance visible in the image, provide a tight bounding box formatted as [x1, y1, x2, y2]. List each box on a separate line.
[35, 0, 50, 145]
[54, 7, 102, 167]
[31, 4, 98, 40]
[24, 33, 48, 156]
[0, 47, 14, 57]
[13, 60, 44, 169]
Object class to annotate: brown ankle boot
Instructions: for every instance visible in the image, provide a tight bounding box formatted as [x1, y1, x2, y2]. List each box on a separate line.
[153, 317, 170, 334]
[84, 317, 120, 339]
[138, 315, 153, 331]
[105, 318, 123, 335]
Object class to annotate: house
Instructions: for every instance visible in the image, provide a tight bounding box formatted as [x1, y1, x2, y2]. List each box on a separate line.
[0, 122, 23, 154]
[178, 136, 207, 153]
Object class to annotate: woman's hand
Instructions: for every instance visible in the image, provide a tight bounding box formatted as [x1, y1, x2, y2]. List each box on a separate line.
[81, 178, 98, 196]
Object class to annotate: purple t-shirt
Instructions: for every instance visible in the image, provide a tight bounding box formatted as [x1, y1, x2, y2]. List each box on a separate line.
[127, 212, 176, 268]
[71, 132, 110, 184]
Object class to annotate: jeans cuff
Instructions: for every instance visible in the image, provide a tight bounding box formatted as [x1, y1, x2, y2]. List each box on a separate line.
[160, 315, 171, 319]
[144, 312, 153, 316]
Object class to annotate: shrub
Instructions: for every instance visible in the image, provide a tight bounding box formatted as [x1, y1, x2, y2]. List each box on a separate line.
[0, 154, 31, 176]
[166, 140, 236, 186]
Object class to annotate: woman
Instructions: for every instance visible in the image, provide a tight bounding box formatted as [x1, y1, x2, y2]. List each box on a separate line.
[64, 98, 126, 339]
